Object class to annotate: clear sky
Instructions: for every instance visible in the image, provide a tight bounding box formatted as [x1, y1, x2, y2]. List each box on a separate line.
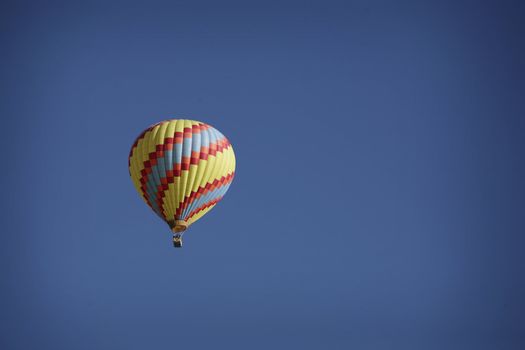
[1, 0, 524, 349]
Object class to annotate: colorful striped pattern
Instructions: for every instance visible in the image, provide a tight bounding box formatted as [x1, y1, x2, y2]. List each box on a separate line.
[128, 119, 235, 230]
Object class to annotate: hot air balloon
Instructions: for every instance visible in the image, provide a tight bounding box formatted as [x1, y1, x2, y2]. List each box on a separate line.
[128, 119, 236, 247]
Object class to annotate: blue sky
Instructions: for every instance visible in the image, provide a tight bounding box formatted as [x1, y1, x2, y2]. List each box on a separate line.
[1, 1, 524, 349]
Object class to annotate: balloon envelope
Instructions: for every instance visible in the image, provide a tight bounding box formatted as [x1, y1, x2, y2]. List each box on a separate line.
[128, 119, 235, 241]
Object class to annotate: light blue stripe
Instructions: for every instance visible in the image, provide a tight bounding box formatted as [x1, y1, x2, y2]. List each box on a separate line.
[201, 127, 210, 148]
[174, 141, 182, 164]
[165, 150, 173, 170]
[183, 137, 192, 157]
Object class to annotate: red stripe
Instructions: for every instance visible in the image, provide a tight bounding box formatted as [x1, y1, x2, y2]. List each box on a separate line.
[186, 197, 223, 220]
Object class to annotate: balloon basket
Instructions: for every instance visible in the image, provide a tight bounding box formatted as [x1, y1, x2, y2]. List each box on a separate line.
[173, 234, 183, 248]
